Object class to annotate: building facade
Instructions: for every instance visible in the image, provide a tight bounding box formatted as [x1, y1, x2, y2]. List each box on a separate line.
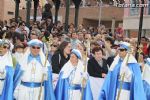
[0, 0, 124, 32]
[123, 0, 150, 37]
[0, 0, 34, 23]
[0, 0, 15, 22]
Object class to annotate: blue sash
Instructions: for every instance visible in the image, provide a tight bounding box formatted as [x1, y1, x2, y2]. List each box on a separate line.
[69, 84, 81, 90]
[117, 81, 130, 90]
[21, 81, 44, 88]
[0, 79, 5, 81]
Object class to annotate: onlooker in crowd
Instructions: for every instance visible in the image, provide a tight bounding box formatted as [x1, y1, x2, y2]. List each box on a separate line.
[78, 31, 84, 43]
[70, 32, 80, 49]
[141, 37, 149, 57]
[114, 27, 124, 44]
[15, 21, 29, 37]
[76, 42, 89, 70]
[51, 41, 71, 73]
[29, 29, 41, 40]
[12, 44, 26, 64]
[88, 46, 108, 78]
[48, 43, 58, 64]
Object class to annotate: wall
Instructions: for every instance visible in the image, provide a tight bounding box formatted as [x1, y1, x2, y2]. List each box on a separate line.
[19, 6, 124, 28]
[3, 0, 15, 21]
[0, 0, 4, 21]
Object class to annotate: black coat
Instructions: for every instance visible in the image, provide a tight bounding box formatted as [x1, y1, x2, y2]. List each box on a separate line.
[51, 51, 69, 74]
[87, 57, 108, 78]
[106, 56, 115, 67]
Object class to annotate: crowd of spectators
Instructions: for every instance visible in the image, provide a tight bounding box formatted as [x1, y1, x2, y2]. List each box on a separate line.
[0, 16, 150, 78]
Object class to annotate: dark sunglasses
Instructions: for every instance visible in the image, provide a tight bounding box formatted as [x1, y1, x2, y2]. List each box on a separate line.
[52, 45, 57, 47]
[31, 33, 37, 35]
[119, 49, 126, 52]
[32, 46, 40, 49]
[3, 46, 8, 49]
[17, 46, 25, 49]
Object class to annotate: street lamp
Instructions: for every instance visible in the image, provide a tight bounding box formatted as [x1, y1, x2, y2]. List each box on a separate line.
[98, 0, 102, 27]
[136, 0, 145, 60]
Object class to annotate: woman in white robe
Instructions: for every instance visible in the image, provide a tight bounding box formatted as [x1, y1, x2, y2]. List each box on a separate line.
[55, 49, 93, 100]
[0, 39, 14, 100]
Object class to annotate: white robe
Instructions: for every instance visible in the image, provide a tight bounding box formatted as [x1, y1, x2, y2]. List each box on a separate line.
[110, 54, 137, 100]
[116, 65, 132, 100]
[61, 60, 87, 100]
[0, 56, 6, 95]
[0, 52, 13, 95]
[14, 59, 48, 100]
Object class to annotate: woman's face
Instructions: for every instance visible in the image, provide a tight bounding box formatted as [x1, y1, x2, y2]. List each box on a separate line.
[30, 45, 41, 57]
[53, 37, 59, 43]
[0, 44, 9, 56]
[33, 23, 38, 29]
[138, 54, 144, 62]
[16, 47, 24, 53]
[30, 31, 38, 39]
[77, 44, 84, 54]
[70, 53, 78, 66]
[94, 50, 103, 61]
[64, 43, 71, 55]
[50, 45, 57, 54]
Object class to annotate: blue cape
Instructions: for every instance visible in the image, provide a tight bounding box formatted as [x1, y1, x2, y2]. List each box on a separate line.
[13, 63, 55, 100]
[143, 59, 150, 99]
[55, 72, 93, 100]
[143, 79, 150, 99]
[0, 66, 14, 100]
[99, 62, 146, 100]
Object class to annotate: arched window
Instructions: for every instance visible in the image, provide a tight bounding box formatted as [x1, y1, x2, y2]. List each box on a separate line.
[130, 0, 139, 16]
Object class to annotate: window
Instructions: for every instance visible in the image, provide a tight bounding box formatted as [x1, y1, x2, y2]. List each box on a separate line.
[130, 0, 139, 16]
[8, 11, 14, 15]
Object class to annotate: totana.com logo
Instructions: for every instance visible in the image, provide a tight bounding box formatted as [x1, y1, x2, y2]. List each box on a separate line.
[112, 0, 149, 8]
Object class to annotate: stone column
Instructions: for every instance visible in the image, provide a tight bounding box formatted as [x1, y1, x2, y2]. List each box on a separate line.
[111, 17, 116, 36]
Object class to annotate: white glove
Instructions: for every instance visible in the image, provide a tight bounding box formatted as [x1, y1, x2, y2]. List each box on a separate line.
[0, 68, 4, 74]
[0, 68, 6, 79]
[81, 72, 89, 88]
[82, 72, 88, 80]
[42, 67, 48, 80]
[42, 67, 48, 74]
[120, 66, 132, 81]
